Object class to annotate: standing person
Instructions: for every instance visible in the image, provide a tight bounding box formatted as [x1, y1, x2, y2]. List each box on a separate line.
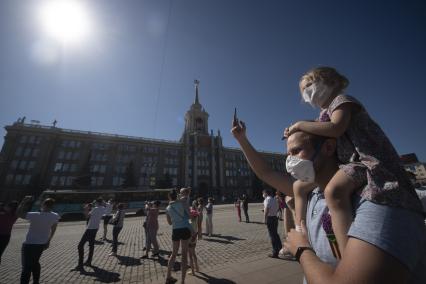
[180, 187, 191, 208]
[141, 201, 160, 258]
[17, 197, 59, 284]
[83, 203, 92, 225]
[0, 201, 19, 264]
[234, 198, 242, 222]
[263, 189, 282, 258]
[241, 194, 250, 223]
[75, 198, 105, 270]
[187, 207, 200, 276]
[196, 198, 204, 240]
[142, 201, 151, 251]
[101, 199, 114, 241]
[284, 66, 422, 253]
[109, 203, 125, 257]
[205, 198, 214, 237]
[165, 189, 191, 284]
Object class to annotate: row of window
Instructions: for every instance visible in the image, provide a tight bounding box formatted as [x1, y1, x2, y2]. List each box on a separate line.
[15, 147, 40, 158]
[225, 169, 250, 177]
[54, 163, 78, 173]
[10, 160, 36, 171]
[58, 151, 80, 160]
[163, 168, 178, 175]
[5, 174, 32, 185]
[61, 140, 81, 148]
[20, 135, 41, 144]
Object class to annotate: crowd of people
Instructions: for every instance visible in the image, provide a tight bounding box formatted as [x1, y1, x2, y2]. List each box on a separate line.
[2, 66, 426, 284]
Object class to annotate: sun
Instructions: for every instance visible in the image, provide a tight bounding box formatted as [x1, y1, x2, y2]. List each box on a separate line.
[38, 0, 92, 45]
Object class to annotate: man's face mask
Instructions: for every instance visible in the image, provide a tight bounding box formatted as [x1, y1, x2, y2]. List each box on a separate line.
[302, 82, 333, 108]
[285, 140, 324, 183]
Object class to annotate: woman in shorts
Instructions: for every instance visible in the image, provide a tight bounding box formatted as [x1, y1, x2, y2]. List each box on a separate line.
[165, 189, 192, 284]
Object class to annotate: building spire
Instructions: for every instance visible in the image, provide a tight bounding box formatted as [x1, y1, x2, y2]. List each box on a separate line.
[194, 79, 200, 105]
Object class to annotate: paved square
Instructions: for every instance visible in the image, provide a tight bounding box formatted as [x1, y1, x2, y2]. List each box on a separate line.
[1, 203, 303, 284]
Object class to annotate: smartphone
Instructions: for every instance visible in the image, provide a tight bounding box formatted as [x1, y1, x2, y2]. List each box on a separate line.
[233, 107, 239, 126]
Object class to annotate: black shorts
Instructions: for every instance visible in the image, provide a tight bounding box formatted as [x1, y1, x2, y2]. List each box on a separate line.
[103, 215, 112, 225]
[172, 228, 191, 241]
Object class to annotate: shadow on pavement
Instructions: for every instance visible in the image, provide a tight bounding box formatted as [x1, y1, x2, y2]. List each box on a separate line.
[194, 272, 237, 284]
[210, 234, 245, 241]
[203, 238, 233, 245]
[78, 265, 121, 283]
[116, 255, 142, 266]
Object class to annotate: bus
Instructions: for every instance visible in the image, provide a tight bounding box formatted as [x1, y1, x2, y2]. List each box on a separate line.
[31, 188, 172, 220]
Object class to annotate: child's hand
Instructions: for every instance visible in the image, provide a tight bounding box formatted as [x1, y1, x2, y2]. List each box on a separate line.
[284, 122, 302, 138]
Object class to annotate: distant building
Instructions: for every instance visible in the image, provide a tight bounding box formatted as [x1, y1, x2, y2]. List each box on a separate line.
[0, 81, 285, 201]
[400, 153, 426, 187]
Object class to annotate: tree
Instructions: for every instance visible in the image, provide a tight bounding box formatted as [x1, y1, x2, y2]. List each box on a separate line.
[74, 152, 91, 188]
[122, 160, 136, 189]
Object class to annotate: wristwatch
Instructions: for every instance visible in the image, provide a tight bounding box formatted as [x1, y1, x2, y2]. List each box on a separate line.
[295, 246, 315, 262]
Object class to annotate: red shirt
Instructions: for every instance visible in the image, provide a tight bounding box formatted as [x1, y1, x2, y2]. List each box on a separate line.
[0, 213, 18, 235]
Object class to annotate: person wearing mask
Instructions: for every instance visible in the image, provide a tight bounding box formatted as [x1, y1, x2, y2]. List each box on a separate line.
[232, 119, 426, 283]
[165, 190, 191, 284]
[75, 198, 105, 270]
[141, 201, 160, 258]
[109, 203, 125, 257]
[17, 197, 59, 284]
[0, 201, 19, 263]
[263, 189, 282, 258]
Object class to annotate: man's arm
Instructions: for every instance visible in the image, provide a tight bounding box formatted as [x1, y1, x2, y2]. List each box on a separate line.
[231, 120, 294, 196]
[285, 224, 409, 284]
[264, 205, 269, 224]
[16, 196, 33, 219]
[166, 213, 172, 225]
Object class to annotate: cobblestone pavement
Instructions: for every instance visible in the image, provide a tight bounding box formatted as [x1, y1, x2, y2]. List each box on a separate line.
[1, 204, 301, 284]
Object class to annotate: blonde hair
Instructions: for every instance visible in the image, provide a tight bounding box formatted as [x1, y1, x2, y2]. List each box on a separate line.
[299, 66, 349, 94]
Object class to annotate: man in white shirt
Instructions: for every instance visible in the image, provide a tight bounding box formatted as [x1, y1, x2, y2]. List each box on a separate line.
[101, 199, 114, 241]
[263, 189, 282, 258]
[76, 198, 105, 270]
[17, 197, 60, 284]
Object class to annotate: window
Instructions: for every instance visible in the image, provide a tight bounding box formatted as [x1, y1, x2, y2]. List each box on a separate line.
[91, 177, 104, 186]
[18, 161, 27, 170]
[72, 152, 80, 160]
[32, 149, 39, 158]
[54, 163, 63, 172]
[24, 149, 31, 157]
[22, 175, 31, 185]
[15, 175, 23, 185]
[15, 147, 23, 156]
[70, 164, 77, 172]
[150, 177, 156, 187]
[20, 136, 28, 143]
[58, 151, 65, 159]
[11, 160, 18, 170]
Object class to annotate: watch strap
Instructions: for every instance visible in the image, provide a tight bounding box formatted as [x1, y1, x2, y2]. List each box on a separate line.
[295, 246, 315, 262]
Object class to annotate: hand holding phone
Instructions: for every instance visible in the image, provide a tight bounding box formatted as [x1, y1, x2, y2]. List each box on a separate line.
[233, 107, 239, 127]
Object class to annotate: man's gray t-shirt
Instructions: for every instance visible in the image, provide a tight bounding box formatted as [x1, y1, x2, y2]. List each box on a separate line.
[306, 189, 426, 283]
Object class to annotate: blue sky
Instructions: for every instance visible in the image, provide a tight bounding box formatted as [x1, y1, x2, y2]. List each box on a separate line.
[1, 0, 425, 161]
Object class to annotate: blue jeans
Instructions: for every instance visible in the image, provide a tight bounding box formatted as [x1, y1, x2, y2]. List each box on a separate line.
[266, 216, 282, 256]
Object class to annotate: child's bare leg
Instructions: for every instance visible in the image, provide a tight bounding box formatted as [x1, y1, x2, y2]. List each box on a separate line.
[193, 249, 199, 272]
[324, 169, 358, 254]
[188, 248, 195, 274]
[294, 180, 317, 231]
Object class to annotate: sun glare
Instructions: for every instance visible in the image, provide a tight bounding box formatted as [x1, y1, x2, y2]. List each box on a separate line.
[39, 0, 92, 45]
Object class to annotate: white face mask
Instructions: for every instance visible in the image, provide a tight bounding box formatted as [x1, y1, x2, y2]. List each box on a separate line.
[285, 155, 315, 183]
[302, 82, 333, 108]
[285, 140, 324, 183]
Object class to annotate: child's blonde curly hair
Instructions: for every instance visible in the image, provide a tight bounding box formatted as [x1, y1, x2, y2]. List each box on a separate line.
[299, 66, 349, 94]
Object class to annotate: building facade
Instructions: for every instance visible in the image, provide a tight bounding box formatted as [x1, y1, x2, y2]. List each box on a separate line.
[400, 153, 426, 187]
[0, 81, 285, 201]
